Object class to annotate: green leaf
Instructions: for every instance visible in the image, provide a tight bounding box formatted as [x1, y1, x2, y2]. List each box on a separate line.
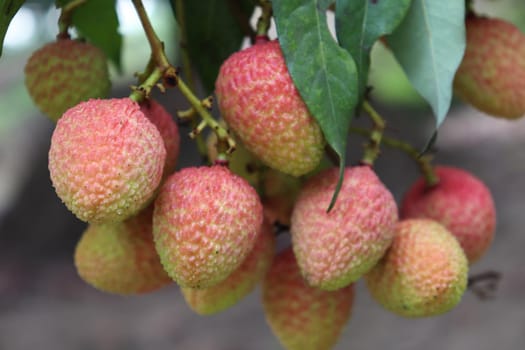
[58, 0, 122, 70]
[273, 0, 358, 210]
[0, 0, 25, 57]
[335, 0, 411, 101]
[171, 0, 255, 94]
[387, 0, 466, 126]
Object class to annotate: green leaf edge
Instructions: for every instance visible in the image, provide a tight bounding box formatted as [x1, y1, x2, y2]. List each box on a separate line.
[273, 0, 359, 211]
[0, 0, 26, 57]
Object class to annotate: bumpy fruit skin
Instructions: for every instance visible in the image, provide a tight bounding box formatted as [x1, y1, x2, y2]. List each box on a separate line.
[291, 166, 398, 290]
[365, 219, 468, 318]
[263, 248, 354, 350]
[153, 166, 263, 289]
[181, 219, 275, 315]
[49, 98, 166, 223]
[140, 99, 180, 179]
[215, 40, 325, 177]
[454, 16, 525, 119]
[24, 39, 110, 122]
[74, 206, 172, 295]
[401, 166, 496, 263]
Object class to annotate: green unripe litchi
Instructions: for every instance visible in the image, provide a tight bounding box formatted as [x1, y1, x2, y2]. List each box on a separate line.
[291, 166, 398, 290]
[153, 165, 263, 289]
[74, 206, 172, 295]
[263, 248, 354, 350]
[181, 219, 275, 315]
[24, 38, 111, 122]
[401, 166, 496, 263]
[454, 15, 525, 119]
[365, 219, 468, 318]
[215, 40, 325, 177]
[49, 98, 166, 223]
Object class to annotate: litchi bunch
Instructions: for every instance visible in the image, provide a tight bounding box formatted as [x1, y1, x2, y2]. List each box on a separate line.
[31, 20, 502, 350]
[24, 38, 111, 122]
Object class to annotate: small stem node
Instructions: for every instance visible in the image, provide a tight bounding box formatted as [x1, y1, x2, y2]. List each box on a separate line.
[360, 101, 386, 166]
[256, 0, 273, 37]
[201, 96, 214, 110]
[350, 126, 439, 185]
[189, 120, 207, 139]
[177, 107, 196, 120]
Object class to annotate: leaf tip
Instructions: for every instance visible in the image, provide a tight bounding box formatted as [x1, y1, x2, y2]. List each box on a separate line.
[326, 163, 345, 213]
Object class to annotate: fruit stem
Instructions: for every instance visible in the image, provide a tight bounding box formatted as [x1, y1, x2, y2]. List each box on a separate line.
[360, 101, 385, 166]
[177, 77, 236, 154]
[135, 56, 156, 85]
[132, 0, 234, 156]
[129, 66, 164, 102]
[350, 126, 440, 186]
[57, 0, 87, 38]
[256, 0, 273, 37]
[131, 0, 170, 70]
[173, 0, 207, 158]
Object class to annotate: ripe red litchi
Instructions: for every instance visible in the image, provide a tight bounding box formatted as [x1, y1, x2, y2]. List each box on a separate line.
[365, 219, 468, 317]
[215, 40, 325, 177]
[153, 165, 263, 289]
[74, 206, 172, 295]
[454, 15, 525, 119]
[291, 166, 398, 290]
[49, 98, 166, 223]
[181, 219, 275, 315]
[140, 99, 180, 179]
[401, 166, 496, 263]
[24, 39, 110, 122]
[262, 248, 354, 350]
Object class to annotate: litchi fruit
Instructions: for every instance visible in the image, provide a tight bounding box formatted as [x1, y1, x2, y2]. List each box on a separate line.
[365, 219, 468, 317]
[453, 15, 525, 119]
[140, 99, 180, 179]
[24, 39, 111, 122]
[291, 166, 398, 290]
[153, 165, 263, 289]
[49, 98, 166, 223]
[74, 205, 172, 295]
[401, 166, 496, 263]
[181, 219, 275, 315]
[215, 40, 325, 177]
[263, 248, 354, 350]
